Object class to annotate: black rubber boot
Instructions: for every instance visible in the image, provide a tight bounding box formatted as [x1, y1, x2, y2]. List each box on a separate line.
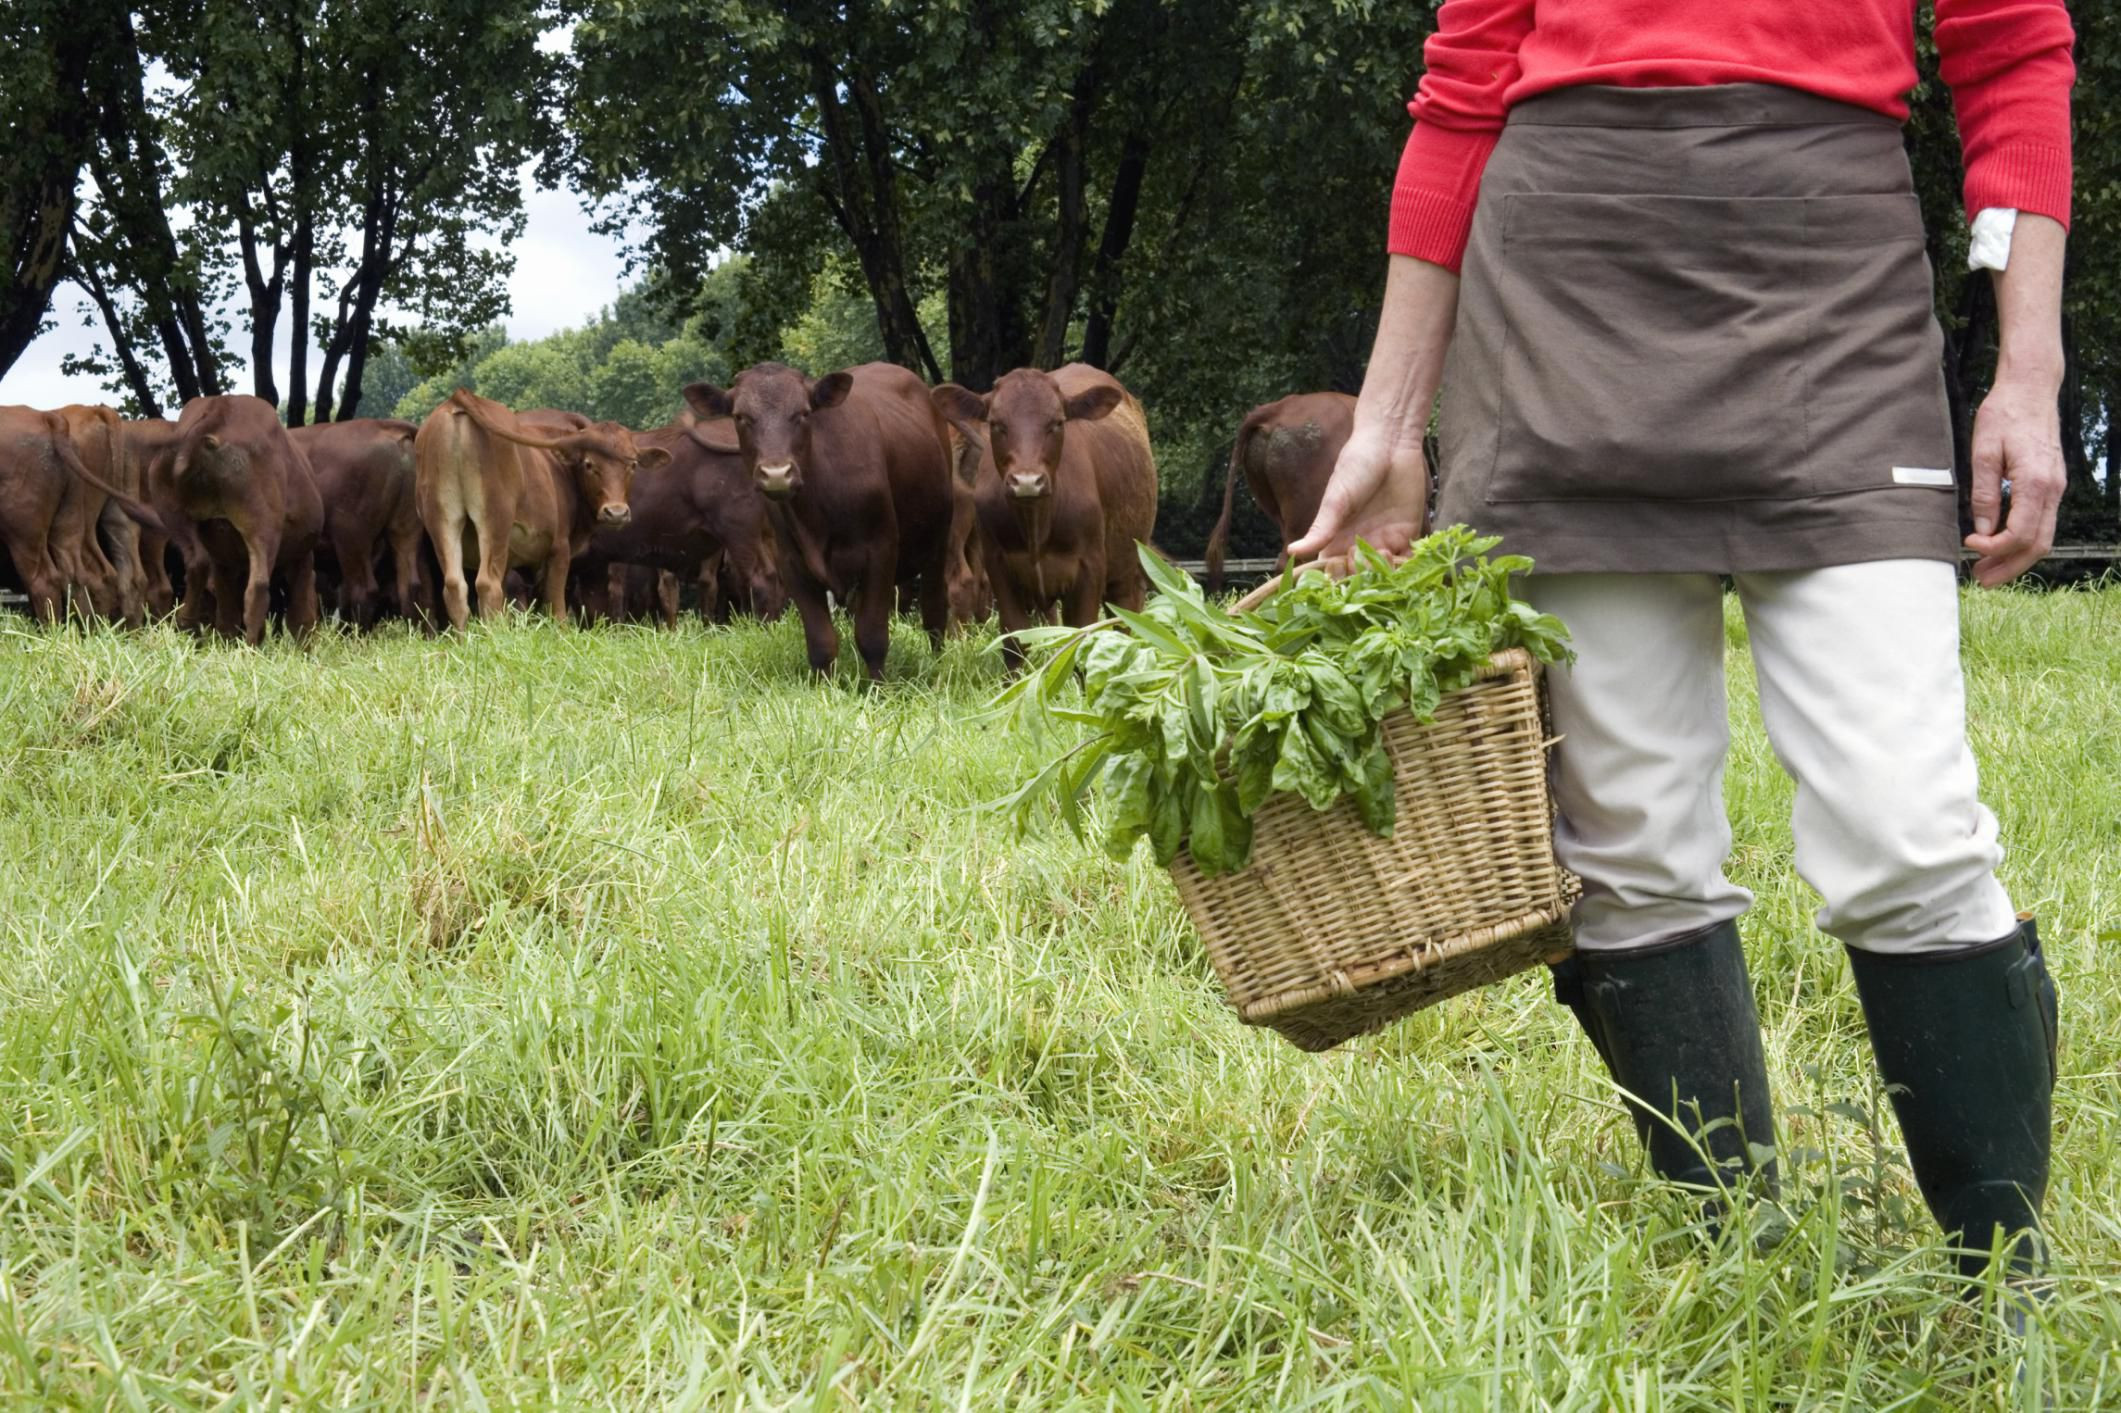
[1847, 917, 2057, 1279]
[1551, 919, 1778, 1194]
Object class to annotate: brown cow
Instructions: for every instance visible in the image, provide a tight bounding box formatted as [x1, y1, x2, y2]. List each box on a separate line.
[1, 406, 162, 621]
[121, 418, 185, 617]
[150, 395, 323, 644]
[290, 418, 427, 628]
[930, 363, 1158, 670]
[682, 361, 954, 680]
[570, 417, 781, 626]
[1203, 391, 1355, 592]
[414, 389, 669, 629]
[942, 425, 992, 629]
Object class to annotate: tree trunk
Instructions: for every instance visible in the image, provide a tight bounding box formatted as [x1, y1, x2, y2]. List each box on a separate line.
[1079, 129, 1150, 371]
[808, 51, 939, 381]
[73, 245, 162, 416]
[81, 17, 223, 403]
[283, 6, 313, 425]
[0, 18, 101, 379]
[238, 211, 287, 406]
[1033, 74, 1097, 369]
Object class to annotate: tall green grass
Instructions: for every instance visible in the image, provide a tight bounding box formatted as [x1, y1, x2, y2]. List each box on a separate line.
[0, 585, 2116, 1408]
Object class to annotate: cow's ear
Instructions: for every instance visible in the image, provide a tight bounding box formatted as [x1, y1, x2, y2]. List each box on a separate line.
[930, 383, 988, 434]
[683, 382, 734, 419]
[809, 371, 853, 411]
[636, 446, 672, 471]
[1062, 384, 1123, 422]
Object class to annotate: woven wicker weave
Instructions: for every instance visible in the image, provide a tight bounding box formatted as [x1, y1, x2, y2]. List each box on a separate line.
[1168, 632, 1578, 1052]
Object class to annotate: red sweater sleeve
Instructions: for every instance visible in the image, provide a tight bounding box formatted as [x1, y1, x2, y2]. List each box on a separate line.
[1388, 0, 1537, 271]
[1934, 0, 2076, 227]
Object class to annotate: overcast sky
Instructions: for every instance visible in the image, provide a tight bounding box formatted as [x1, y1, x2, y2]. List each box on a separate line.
[0, 164, 638, 411]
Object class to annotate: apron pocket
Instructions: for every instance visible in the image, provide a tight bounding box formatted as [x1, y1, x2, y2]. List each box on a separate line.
[1485, 192, 1942, 506]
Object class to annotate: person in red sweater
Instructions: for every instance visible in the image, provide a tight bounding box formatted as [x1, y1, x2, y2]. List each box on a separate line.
[1295, 1, 2072, 1289]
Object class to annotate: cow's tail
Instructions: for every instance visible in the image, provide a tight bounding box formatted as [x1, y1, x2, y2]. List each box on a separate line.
[50, 413, 162, 532]
[1203, 411, 1260, 595]
[447, 389, 576, 452]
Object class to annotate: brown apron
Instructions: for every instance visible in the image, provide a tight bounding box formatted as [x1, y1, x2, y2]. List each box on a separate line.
[1435, 84, 1960, 575]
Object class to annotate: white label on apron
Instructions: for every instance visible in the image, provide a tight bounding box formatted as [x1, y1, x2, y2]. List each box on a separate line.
[1892, 466, 1956, 487]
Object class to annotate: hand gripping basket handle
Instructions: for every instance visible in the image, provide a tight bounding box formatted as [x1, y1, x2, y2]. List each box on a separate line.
[1229, 552, 1394, 615]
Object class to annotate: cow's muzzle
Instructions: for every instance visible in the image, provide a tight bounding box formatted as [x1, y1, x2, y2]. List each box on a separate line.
[756, 462, 799, 499]
[598, 503, 632, 526]
[1006, 470, 1050, 500]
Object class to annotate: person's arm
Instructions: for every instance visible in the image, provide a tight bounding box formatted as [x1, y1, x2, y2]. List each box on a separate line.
[1932, 0, 2075, 586]
[1292, 0, 1528, 558]
[1289, 256, 1458, 559]
[1964, 212, 2067, 587]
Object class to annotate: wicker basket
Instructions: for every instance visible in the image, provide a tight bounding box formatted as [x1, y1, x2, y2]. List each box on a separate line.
[1168, 575, 1578, 1051]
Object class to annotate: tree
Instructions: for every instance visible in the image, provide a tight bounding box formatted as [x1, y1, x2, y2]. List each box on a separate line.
[59, 0, 555, 422]
[0, 1, 119, 380]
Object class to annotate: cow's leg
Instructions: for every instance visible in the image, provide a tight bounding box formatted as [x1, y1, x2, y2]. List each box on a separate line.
[915, 553, 950, 652]
[469, 496, 514, 621]
[853, 561, 895, 683]
[239, 529, 279, 646]
[1, 526, 63, 625]
[387, 501, 428, 627]
[332, 523, 379, 629]
[167, 524, 214, 635]
[788, 579, 839, 676]
[989, 564, 1034, 676]
[540, 553, 571, 625]
[433, 519, 472, 630]
[1066, 554, 1108, 628]
[285, 540, 320, 641]
[655, 570, 679, 628]
[697, 551, 724, 624]
[98, 502, 147, 628]
[139, 530, 175, 619]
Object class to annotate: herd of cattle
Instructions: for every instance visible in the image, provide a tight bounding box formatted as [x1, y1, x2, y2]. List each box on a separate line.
[0, 363, 1354, 678]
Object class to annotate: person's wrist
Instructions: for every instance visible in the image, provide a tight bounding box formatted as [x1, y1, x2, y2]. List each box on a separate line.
[1994, 350, 2065, 394]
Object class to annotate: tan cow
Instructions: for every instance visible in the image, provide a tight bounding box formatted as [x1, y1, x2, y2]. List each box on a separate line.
[0, 406, 162, 623]
[48, 404, 152, 623]
[414, 389, 669, 629]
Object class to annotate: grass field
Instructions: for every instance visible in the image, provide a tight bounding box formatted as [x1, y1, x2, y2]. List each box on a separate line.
[1, 583, 2116, 1409]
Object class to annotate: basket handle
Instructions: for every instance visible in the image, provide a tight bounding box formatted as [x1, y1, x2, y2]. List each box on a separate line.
[1229, 551, 1399, 615]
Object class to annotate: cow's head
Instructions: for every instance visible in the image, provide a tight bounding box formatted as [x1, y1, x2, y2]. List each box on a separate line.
[683, 364, 852, 501]
[555, 422, 669, 527]
[930, 370, 1123, 503]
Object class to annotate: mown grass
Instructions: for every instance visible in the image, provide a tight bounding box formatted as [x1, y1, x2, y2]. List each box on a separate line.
[0, 583, 2116, 1409]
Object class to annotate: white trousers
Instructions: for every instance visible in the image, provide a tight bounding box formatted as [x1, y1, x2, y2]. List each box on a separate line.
[1526, 560, 2018, 955]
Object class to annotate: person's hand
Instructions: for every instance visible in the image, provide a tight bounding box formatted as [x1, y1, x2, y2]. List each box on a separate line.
[1963, 373, 2065, 587]
[1287, 423, 1430, 560]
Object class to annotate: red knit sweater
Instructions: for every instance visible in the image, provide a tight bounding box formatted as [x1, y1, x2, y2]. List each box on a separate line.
[1391, 0, 2077, 271]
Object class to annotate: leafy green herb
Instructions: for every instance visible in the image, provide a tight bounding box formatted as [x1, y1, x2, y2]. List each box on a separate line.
[992, 527, 1572, 876]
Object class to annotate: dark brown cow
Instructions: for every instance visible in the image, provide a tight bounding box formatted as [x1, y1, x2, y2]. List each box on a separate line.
[570, 418, 781, 625]
[414, 390, 669, 629]
[1203, 391, 1355, 591]
[682, 361, 954, 680]
[150, 395, 323, 644]
[290, 418, 427, 628]
[1, 406, 159, 620]
[121, 418, 184, 617]
[930, 363, 1158, 670]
